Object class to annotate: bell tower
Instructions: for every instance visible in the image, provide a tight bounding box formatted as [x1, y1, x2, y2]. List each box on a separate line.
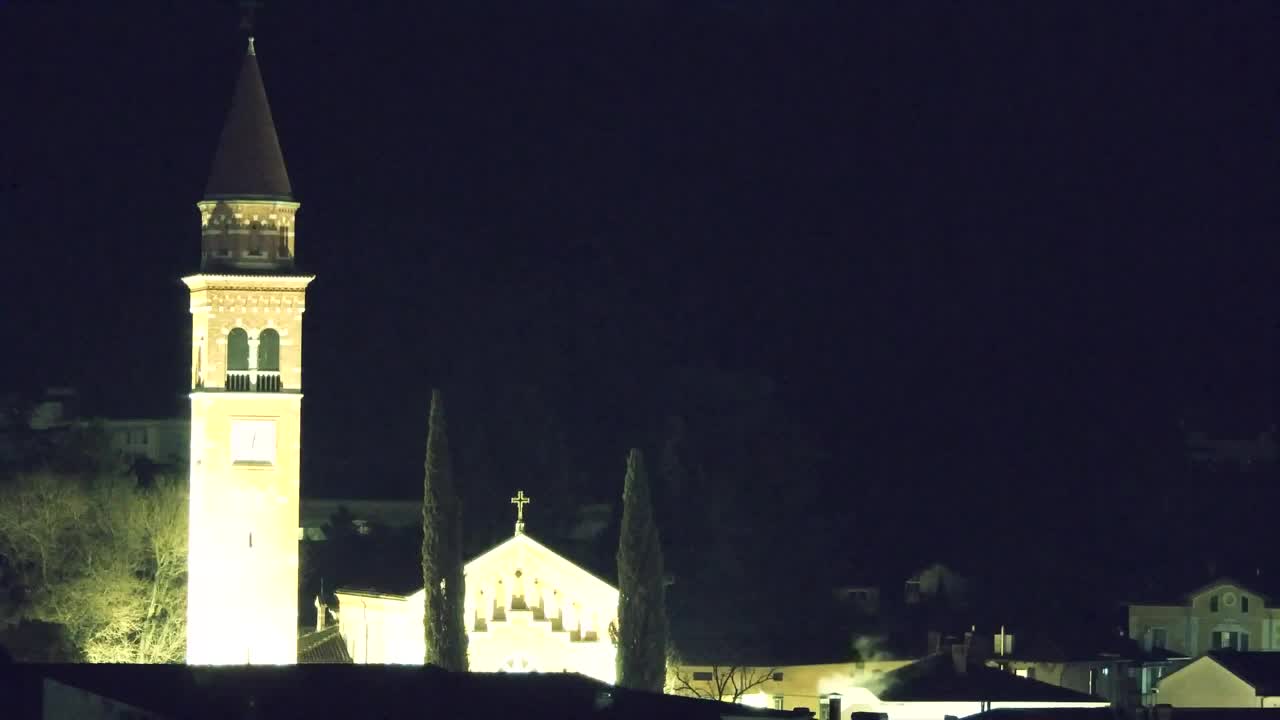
[183, 36, 313, 665]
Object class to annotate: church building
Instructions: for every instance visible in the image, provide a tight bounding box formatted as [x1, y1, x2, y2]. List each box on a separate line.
[334, 493, 621, 683]
[184, 36, 313, 665]
[182, 36, 618, 678]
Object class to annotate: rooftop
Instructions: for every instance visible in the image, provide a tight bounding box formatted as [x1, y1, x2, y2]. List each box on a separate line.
[204, 38, 292, 201]
[4, 664, 809, 720]
[875, 652, 1105, 704]
[1206, 651, 1280, 696]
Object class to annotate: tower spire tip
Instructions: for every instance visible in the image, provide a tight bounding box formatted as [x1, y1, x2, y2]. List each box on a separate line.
[248, 36, 256, 56]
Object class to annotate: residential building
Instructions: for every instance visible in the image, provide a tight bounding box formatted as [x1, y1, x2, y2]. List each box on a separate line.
[100, 418, 189, 471]
[859, 648, 1109, 720]
[1128, 579, 1280, 658]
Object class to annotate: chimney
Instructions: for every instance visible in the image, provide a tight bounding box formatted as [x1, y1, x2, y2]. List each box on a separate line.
[314, 595, 327, 632]
[952, 643, 968, 675]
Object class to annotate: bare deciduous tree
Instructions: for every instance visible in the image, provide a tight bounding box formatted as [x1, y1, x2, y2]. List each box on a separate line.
[0, 472, 187, 663]
[667, 648, 779, 704]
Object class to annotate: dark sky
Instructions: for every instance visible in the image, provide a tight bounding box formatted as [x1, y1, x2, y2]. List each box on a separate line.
[1, 2, 1277, 568]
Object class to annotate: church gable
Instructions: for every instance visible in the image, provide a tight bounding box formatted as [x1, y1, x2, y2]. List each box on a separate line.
[461, 532, 618, 682]
[404, 532, 618, 642]
[466, 533, 617, 602]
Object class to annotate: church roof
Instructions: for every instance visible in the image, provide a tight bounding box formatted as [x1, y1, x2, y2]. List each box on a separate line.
[204, 38, 292, 201]
[335, 530, 617, 599]
[467, 531, 618, 594]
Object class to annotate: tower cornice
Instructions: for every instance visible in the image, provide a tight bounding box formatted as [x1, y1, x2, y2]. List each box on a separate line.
[182, 274, 315, 292]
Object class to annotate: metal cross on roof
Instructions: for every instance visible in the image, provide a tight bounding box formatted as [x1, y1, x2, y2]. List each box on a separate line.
[511, 490, 531, 535]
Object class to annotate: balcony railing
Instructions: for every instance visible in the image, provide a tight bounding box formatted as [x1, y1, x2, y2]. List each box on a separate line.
[225, 370, 282, 392]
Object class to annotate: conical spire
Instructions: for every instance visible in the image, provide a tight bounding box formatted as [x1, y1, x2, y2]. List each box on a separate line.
[204, 37, 292, 200]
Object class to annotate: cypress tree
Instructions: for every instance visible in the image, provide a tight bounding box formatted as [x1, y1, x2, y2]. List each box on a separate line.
[616, 447, 668, 691]
[422, 389, 467, 670]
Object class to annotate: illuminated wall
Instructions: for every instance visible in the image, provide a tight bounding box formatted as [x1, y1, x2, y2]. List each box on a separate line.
[185, 274, 313, 665]
[1154, 655, 1268, 708]
[336, 533, 619, 683]
[669, 661, 911, 712]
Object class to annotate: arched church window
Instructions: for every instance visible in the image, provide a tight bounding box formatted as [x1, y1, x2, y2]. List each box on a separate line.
[226, 328, 250, 391]
[258, 329, 280, 370]
[257, 329, 281, 391]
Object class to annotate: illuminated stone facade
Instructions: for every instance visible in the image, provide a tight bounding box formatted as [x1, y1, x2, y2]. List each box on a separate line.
[184, 37, 313, 665]
[336, 532, 620, 683]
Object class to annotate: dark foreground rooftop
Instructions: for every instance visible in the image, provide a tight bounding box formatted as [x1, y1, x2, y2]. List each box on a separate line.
[876, 652, 1105, 704]
[3, 663, 810, 720]
[970, 709, 1280, 720]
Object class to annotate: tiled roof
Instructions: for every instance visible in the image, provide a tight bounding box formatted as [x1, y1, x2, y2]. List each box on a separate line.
[297, 625, 351, 664]
[875, 653, 1104, 703]
[204, 40, 292, 200]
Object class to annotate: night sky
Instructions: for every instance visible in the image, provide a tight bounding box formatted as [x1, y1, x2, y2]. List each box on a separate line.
[2, 2, 1277, 594]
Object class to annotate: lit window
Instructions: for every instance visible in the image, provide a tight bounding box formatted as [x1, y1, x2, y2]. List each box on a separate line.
[1015, 668, 1029, 678]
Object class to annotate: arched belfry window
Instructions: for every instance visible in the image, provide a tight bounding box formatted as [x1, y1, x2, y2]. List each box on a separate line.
[258, 329, 280, 371]
[226, 328, 250, 391]
[256, 329, 281, 392]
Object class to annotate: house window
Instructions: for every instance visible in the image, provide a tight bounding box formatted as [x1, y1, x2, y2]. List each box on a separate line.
[1211, 631, 1249, 651]
[692, 671, 713, 681]
[1151, 627, 1167, 650]
[1210, 595, 1220, 612]
[1242, 595, 1250, 613]
[772, 696, 784, 710]
[772, 672, 784, 681]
